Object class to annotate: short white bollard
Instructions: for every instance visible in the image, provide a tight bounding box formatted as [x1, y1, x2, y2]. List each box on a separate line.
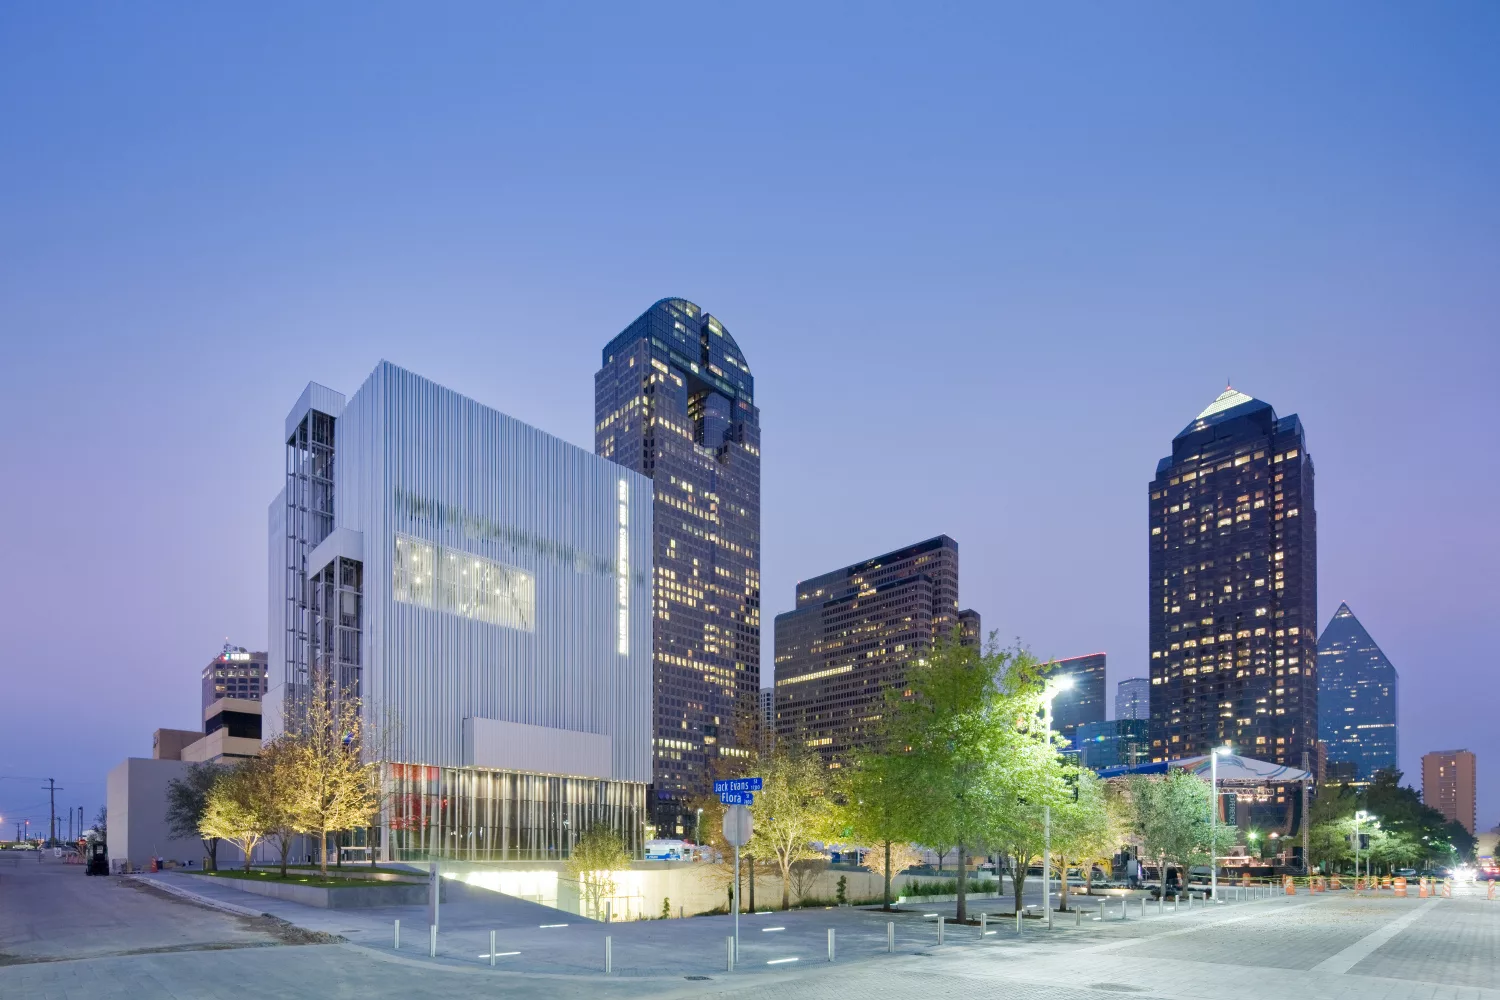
[1074, 906, 1081, 927]
[980, 912, 988, 937]
[1121, 897, 1127, 921]
[1140, 898, 1146, 919]
[429, 924, 437, 958]
[887, 921, 895, 953]
[937, 916, 944, 945]
[490, 929, 497, 968]
[827, 928, 835, 962]
[605, 935, 612, 974]
[605, 901, 612, 924]
[393, 918, 400, 950]
[726, 936, 735, 972]
[1173, 895, 1179, 913]
[1016, 910, 1023, 934]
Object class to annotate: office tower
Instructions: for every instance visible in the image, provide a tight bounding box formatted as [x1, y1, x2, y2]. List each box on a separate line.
[759, 688, 775, 753]
[594, 299, 761, 835]
[269, 362, 653, 860]
[1316, 602, 1398, 784]
[1422, 750, 1477, 835]
[774, 536, 978, 764]
[201, 643, 268, 711]
[1040, 653, 1106, 740]
[1115, 677, 1150, 721]
[1148, 387, 1317, 768]
[1073, 718, 1151, 770]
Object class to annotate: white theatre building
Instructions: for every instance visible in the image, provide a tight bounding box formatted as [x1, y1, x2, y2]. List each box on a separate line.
[267, 361, 653, 861]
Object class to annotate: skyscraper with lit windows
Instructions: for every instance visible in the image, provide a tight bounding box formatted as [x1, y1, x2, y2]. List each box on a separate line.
[1317, 602, 1398, 783]
[595, 299, 761, 834]
[1148, 387, 1317, 769]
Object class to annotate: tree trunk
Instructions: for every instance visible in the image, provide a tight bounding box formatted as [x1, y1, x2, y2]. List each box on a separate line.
[243, 841, 253, 873]
[956, 844, 968, 923]
[781, 856, 791, 910]
[1012, 854, 1026, 914]
[204, 838, 219, 872]
[748, 856, 756, 912]
[335, 831, 343, 869]
[883, 840, 893, 911]
[278, 833, 290, 877]
[1059, 854, 1070, 911]
[319, 828, 329, 878]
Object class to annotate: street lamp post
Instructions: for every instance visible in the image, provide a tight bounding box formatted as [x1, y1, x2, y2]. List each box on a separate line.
[1041, 676, 1073, 929]
[1210, 746, 1232, 903]
[696, 808, 702, 852]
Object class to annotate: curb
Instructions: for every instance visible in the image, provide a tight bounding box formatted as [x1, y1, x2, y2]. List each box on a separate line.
[124, 874, 270, 920]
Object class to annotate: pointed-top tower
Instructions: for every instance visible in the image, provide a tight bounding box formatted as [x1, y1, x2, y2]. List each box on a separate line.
[1148, 387, 1317, 771]
[1317, 602, 1398, 783]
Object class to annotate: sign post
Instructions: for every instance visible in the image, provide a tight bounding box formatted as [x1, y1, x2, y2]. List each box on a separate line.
[720, 790, 756, 965]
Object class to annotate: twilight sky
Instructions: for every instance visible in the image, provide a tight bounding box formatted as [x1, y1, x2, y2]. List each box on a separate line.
[1, 3, 1496, 834]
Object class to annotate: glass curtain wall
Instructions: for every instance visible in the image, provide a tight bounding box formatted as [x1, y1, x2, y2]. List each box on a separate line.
[386, 764, 646, 861]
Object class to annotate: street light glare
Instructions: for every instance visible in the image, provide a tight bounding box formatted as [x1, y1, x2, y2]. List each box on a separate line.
[1213, 745, 1233, 756]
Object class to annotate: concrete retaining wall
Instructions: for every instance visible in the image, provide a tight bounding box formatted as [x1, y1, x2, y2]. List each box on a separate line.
[186, 873, 443, 909]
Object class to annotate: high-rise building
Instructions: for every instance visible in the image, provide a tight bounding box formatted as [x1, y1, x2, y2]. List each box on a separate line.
[268, 362, 654, 860]
[201, 643, 268, 711]
[759, 688, 775, 753]
[1422, 749, 1477, 835]
[1148, 387, 1317, 768]
[774, 536, 977, 764]
[594, 299, 761, 834]
[1073, 718, 1151, 770]
[1317, 602, 1398, 784]
[1115, 677, 1150, 721]
[1040, 653, 1106, 740]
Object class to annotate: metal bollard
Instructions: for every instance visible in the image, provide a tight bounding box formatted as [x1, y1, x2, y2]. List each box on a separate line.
[490, 930, 497, 968]
[1075, 906, 1081, 927]
[937, 916, 944, 945]
[605, 935, 612, 974]
[394, 918, 400, 950]
[828, 928, 835, 962]
[1140, 898, 1146, 919]
[605, 900, 612, 924]
[887, 921, 895, 953]
[1121, 897, 1127, 921]
[980, 912, 987, 937]
[1016, 910, 1023, 934]
[726, 936, 735, 972]
[429, 924, 437, 958]
[1173, 895, 1179, 913]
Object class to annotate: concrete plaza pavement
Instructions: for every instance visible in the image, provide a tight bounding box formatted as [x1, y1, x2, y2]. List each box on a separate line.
[3, 855, 1498, 1000]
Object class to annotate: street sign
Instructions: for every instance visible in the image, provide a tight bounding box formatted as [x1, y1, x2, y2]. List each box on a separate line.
[713, 777, 763, 794]
[722, 804, 753, 847]
[719, 791, 754, 806]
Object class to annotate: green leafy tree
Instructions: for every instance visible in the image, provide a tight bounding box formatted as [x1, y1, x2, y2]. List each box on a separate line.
[746, 746, 839, 910]
[166, 762, 223, 870]
[566, 825, 632, 918]
[841, 746, 924, 910]
[1050, 768, 1120, 910]
[283, 670, 378, 878]
[1128, 769, 1235, 893]
[199, 761, 271, 872]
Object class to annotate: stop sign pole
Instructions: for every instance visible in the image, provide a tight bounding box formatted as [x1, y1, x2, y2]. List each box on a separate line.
[722, 804, 754, 962]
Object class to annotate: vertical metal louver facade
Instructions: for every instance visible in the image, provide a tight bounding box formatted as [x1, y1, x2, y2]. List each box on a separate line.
[271, 362, 653, 859]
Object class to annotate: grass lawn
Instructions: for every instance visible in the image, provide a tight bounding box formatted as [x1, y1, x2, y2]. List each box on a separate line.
[255, 864, 420, 877]
[199, 868, 392, 888]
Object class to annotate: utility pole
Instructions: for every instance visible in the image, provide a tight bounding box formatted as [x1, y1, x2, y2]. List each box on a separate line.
[1301, 751, 1311, 872]
[41, 779, 63, 846]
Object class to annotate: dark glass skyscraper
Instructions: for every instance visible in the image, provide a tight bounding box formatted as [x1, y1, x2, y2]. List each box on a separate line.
[1317, 602, 1398, 783]
[773, 536, 977, 764]
[1040, 653, 1106, 741]
[595, 299, 761, 835]
[1148, 388, 1317, 769]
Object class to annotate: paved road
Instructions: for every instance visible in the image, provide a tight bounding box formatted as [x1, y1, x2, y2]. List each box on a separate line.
[3, 857, 1497, 1000]
[0, 852, 284, 964]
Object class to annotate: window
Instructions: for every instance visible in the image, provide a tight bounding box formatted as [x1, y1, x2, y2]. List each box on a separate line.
[393, 533, 535, 631]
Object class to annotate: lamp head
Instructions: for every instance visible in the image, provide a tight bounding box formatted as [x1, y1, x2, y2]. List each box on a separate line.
[1213, 745, 1233, 756]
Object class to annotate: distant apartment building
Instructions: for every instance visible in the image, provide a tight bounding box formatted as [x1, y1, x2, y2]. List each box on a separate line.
[202, 643, 268, 711]
[1115, 677, 1149, 721]
[1040, 653, 1106, 740]
[1073, 718, 1150, 770]
[1148, 387, 1317, 768]
[1317, 602, 1398, 784]
[774, 536, 977, 764]
[1422, 749, 1477, 835]
[759, 688, 775, 752]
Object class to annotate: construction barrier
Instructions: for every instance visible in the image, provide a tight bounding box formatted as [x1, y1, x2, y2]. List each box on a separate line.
[1488, 881, 1495, 901]
[1310, 877, 1323, 893]
[1419, 878, 1430, 898]
[1381, 876, 1392, 890]
[1240, 873, 1252, 886]
[1394, 877, 1407, 897]
[1441, 879, 1452, 898]
[1284, 877, 1297, 895]
[1330, 875, 1342, 890]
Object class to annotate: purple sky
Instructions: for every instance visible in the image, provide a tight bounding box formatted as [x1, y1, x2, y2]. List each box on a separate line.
[2, 4, 1496, 834]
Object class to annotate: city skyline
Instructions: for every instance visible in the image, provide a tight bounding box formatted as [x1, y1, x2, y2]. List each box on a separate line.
[1, 4, 1496, 830]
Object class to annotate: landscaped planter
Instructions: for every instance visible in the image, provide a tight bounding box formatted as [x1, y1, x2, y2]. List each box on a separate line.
[896, 891, 1004, 904]
[187, 873, 445, 909]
